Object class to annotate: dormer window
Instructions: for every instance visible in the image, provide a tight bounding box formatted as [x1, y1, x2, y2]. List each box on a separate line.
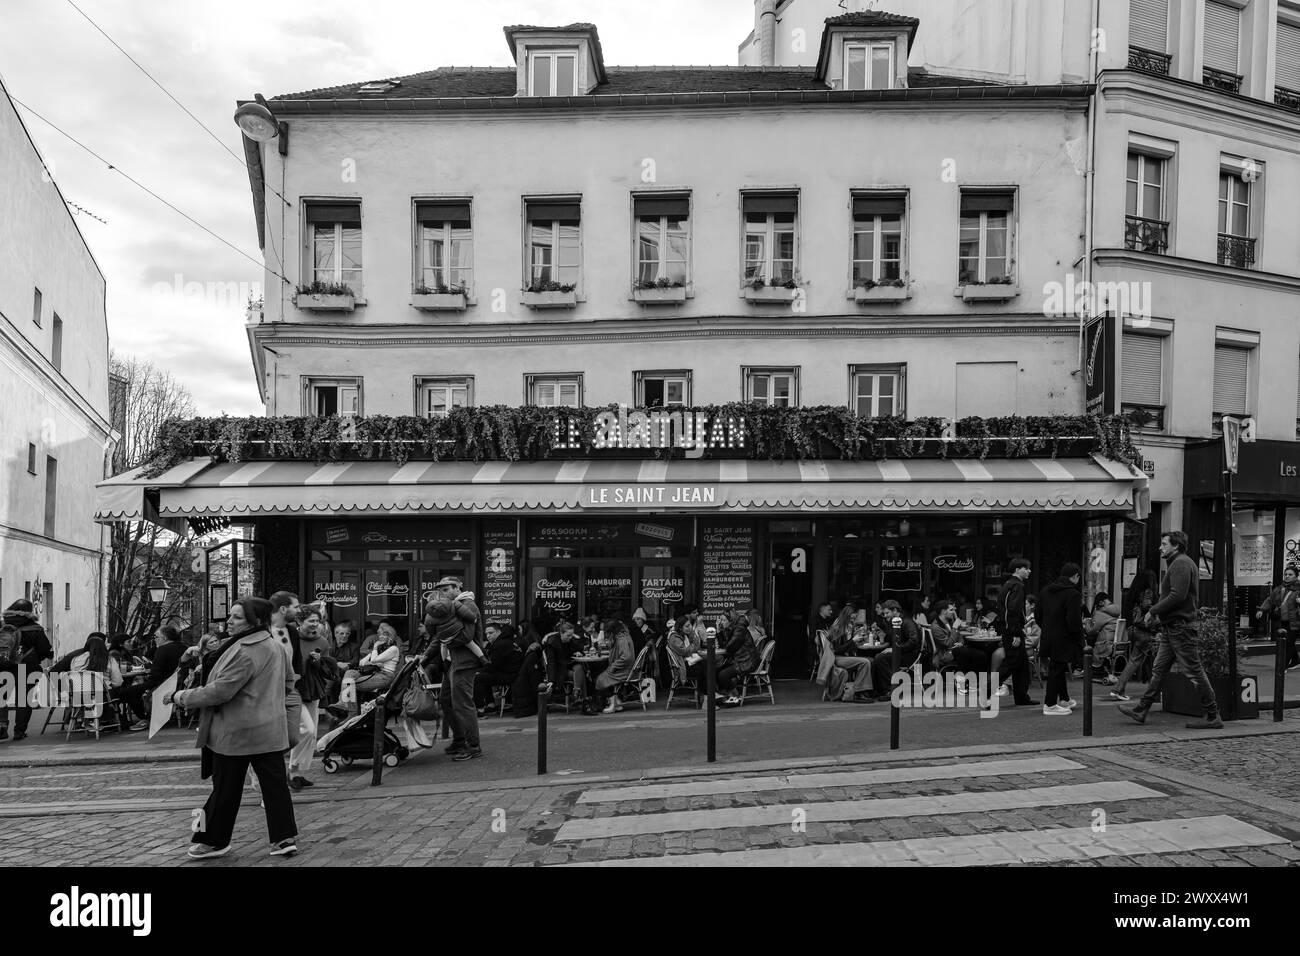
[844, 42, 895, 90]
[528, 50, 577, 96]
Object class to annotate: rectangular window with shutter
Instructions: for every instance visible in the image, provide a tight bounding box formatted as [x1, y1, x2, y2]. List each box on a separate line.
[1203, 1, 1241, 74]
[1121, 333, 1164, 428]
[1130, 0, 1170, 52]
[304, 201, 362, 295]
[1278, 20, 1300, 94]
[1212, 344, 1250, 418]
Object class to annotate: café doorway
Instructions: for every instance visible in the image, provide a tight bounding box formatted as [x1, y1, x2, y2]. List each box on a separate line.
[768, 539, 814, 678]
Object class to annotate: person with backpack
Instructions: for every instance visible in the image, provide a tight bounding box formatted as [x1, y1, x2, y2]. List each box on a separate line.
[1, 600, 52, 741]
[1256, 565, 1300, 670]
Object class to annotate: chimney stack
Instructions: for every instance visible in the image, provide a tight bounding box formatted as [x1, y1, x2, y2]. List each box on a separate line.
[759, 0, 777, 66]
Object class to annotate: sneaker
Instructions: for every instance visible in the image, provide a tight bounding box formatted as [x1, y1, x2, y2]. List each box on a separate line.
[289, 776, 304, 791]
[298, 777, 314, 788]
[601, 700, 618, 714]
[1042, 704, 1072, 716]
[452, 747, 482, 762]
[1058, 698, 1078, 710]
[1117, 704, 1147, 725]
[720, 697, 742, 708]
[1107, 691, 1130, 701]
[12, 731, 26, 741]
[129, 720, 149, 732]
[444, 742, 466, 755]
[187, 843, 231, 860]
[996, 685, 1010, 698]
[269, 839, 298, 857]
[1186, 716, 1224, 730]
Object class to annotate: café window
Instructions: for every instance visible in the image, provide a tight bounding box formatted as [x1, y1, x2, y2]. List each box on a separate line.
[745, 367, 798, 407]
[415, 200, 473, 293]
[304, 377, 361, 417]
[635, 370, 690, 408]
[416, 376, 472, 418]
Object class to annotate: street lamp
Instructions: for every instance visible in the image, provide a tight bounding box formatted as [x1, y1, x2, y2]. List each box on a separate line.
[148, 577, 171, 605]
[233, 95, 281, 142]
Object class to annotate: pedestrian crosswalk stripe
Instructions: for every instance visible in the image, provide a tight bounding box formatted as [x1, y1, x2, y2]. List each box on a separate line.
[577, 755, 1086, 804]
[556, 780, 1162, 841]
[556, 815, 1285, 866]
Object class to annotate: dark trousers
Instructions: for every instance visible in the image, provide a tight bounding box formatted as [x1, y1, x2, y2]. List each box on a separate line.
[192, 749, 296, 850]
[1281, 627, 1299, 667]
[950, 646, 989, 674]
[442, 666, 480, 748]
[1044, 659, 1071, 707]
[0, 661, 32, 732]
[715, 664, 741, 693]
[117, 682, 151, 721]
[1137, 622, 1220, 718]
[997, 633, 1031, 702]
[474, 669, 518, 709]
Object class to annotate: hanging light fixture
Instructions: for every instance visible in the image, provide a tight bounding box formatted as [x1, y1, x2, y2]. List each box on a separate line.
[993, 517, 1004, 536]
[899, 518, 910, 537]
[233, 94, 282, 142]
[148, 577, 171, 605]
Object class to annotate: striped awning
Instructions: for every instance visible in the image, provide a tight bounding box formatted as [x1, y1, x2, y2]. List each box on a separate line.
[96, 455, 1149, 523]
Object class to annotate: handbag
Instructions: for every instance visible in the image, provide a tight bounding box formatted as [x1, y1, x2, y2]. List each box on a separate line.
[402, 672, 441, 721]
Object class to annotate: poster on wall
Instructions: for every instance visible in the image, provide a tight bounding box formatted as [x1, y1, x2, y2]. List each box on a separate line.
[1084, 521, 1111, 608]
[482, 528, 519, 624]
[1233, 510, 1276, 585]
[700, 522, 755, 617]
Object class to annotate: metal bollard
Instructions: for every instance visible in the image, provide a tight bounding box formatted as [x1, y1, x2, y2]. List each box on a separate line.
[1082, 648, 1093, 737]
[1275, 631, 1287, 724]
[371, 697, 386, 787]
[889, 696, 899, 750]
[706, 635, 716, 763]
[537, 682, 551, 775]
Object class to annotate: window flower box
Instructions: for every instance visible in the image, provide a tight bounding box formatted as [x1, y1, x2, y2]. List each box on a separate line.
[744, 285, 800, 304]
[522, 289, 577, 309]
[411, 291, 467, 312]
[960, 282, 1018, 303]
[633, 286, 687, 305]
[295, 292, 356, 312]
[854, 283, 909, 303]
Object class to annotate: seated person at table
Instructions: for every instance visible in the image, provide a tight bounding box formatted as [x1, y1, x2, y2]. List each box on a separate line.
[822, 605, 876, 703]
[543, 620, 586, 700]
[929, 601, 989, 690]
[112, 626, 184, 730]
[592, 620, 637, 715]
[475, 623, 525, 715]
[330, 624, 401, 718]
[868, 601, 921, 699]
[1023, 595, 1042, 650]
[714, 608, 760, 707]
[52, 633, 122, 709]
[667, 617, 708, 686]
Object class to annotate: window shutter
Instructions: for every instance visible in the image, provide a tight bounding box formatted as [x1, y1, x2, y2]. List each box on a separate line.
[1130, 0, 1169, 52]
[526, 201, 581, 223]
[1213, 345, 1249, 416]
[1203, 1, 1240, 73]
[1278, 21, 1300, 90]
[416, 201, 471, 225]
[742, 193, 799, 215]
[634, 194, 690, 219]
[305, 202, 361, 224]
[1121, 334, 1163, 406]
[853, 194, 906, 217]
[960, 191, 1015, 213]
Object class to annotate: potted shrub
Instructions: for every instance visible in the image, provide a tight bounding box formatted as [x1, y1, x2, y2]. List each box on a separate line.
[633, 277, 687, 304]
[743, 275, 801, 304]
[1159, 608, 1257, 719]
[522, 280, 577, 309]
[294, 281, 356, 312]
[854, 277, 909, 303]
[960, 273, 1018, 302]
[411, 281, 467, 312]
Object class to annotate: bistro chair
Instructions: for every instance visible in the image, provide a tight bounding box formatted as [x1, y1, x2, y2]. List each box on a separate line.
[664, 647, 700, 710]
[613, 644, 652, 712]
[737, 638, 777, 706]
[1109, 619, 1131, 678]
[540, 649, 573, 714]
[65, 674, 124, 741]
[815, 632, 838, 701]
[809, 630, 829, 682]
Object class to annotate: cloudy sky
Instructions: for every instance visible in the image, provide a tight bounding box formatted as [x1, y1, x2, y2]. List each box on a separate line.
[1, 0, 751, 414]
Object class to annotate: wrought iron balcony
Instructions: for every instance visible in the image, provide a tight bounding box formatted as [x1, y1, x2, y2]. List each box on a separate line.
[1217, 233, 1256, 268]
[1202, 66, 1242, 94]
[1122, 404, 1165, 431]
[1275, 86, 1300, 113]
[1128, 46, 1172, 75]
[1125, 215, 1169, 254]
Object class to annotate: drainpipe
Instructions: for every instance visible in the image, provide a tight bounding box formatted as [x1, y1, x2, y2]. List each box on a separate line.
[759, 0, 778, 66]
[1081, 0, 1101, 374]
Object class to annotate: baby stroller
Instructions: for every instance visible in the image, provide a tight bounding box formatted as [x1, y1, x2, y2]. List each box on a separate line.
[318, 656, 434, 773]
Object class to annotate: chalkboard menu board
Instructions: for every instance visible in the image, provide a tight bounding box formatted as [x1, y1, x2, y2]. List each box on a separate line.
[482, 526, 519, 623]
[701, 522, 755, 617]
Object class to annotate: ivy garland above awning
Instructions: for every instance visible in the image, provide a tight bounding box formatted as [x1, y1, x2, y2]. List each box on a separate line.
[140, 405, 1141, 479]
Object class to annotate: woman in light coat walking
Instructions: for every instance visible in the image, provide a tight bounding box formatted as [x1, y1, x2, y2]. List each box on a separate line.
[168, 596, 299, 860]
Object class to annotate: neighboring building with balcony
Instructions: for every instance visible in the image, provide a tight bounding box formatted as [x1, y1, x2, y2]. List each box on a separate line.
[1, 78, 115, 655]
[99, 10, 1149, 675]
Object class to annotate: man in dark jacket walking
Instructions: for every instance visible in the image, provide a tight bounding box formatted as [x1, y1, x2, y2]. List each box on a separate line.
[1120, 531, 1222, 729]
[1, 600, 52, 740]
[994, 559, 1038, 706]
[423, 578, 486, 760]
[1038, 564, 1084, 715]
